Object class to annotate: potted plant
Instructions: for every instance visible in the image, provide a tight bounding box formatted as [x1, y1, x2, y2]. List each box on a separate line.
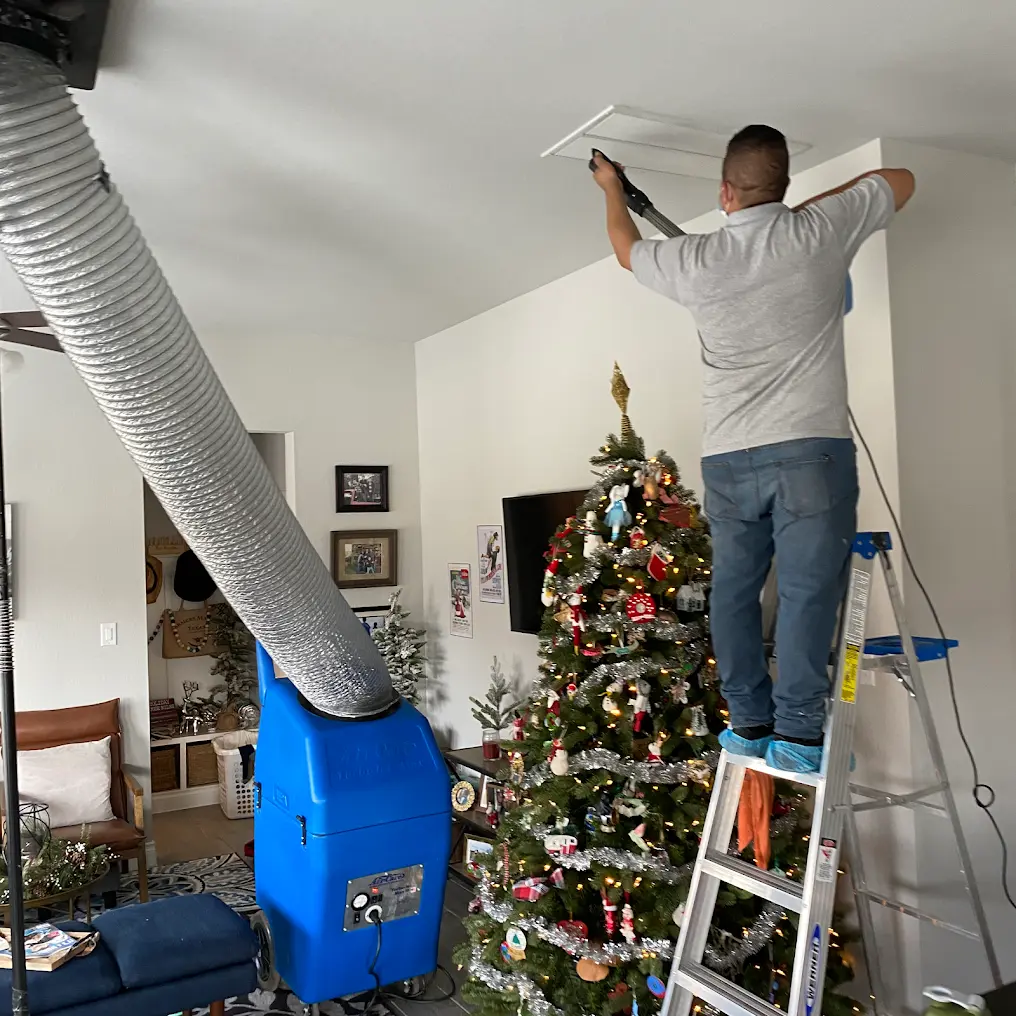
[469, 657, 522, 759]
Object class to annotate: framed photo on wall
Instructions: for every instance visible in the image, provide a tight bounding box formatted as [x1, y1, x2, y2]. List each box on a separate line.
[335, 466, 389, 513]
[449, 563, 473, 638]
[331, 530, 398, 589]
[353, 604, 390, 635]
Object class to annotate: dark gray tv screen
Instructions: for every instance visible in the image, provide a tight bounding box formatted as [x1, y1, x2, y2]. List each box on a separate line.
[503, 489, 587, 635]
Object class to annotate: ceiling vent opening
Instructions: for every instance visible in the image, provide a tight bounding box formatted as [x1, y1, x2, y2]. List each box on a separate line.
[542, 105, 810, 180]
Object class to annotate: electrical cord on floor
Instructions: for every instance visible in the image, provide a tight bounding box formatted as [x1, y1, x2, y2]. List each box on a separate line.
[850, 407, 1016, 912]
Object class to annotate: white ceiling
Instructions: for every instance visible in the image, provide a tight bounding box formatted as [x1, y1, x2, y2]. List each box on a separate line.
[3, 0, 1016, 343]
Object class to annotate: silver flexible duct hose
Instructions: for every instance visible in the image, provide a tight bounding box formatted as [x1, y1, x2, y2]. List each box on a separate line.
[0, 43, 396, 719]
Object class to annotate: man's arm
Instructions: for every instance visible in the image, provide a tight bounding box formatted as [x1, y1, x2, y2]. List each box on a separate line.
[591, 152, 642, 271]
[794, 168, 916, 213]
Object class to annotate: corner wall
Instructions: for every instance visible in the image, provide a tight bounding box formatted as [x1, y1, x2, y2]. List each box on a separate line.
[883, 139, 1016, 993]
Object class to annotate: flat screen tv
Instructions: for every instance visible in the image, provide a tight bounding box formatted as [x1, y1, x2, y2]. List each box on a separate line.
[503, 489, 588, 635]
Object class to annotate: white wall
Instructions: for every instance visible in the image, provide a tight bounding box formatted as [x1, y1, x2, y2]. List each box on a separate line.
[882, 139, 1016, 993]
[0, 264, 424, 815]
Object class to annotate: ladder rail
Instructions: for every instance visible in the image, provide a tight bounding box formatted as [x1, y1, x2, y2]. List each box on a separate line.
[876, 543, 1002, 987]
[844, 805, 888, 1016]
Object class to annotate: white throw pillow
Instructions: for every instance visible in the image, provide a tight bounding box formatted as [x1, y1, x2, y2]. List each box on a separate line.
[16, 736, 115, 828]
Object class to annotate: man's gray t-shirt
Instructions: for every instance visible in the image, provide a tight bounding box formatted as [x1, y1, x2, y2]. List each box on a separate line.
[629, 175, 896, 457]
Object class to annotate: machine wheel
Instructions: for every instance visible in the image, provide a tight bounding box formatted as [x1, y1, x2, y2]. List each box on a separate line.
[251, 910, 281, 992]
[396, 976, 427, 998]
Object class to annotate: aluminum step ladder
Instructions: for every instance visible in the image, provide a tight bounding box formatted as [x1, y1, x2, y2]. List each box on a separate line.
[662, 531, 1001, 1016]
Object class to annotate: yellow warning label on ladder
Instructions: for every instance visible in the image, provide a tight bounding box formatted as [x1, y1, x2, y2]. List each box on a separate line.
[841, 645, 859, 703]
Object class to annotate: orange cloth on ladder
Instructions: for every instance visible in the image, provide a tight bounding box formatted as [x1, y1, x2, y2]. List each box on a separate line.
[737, 770, 775, 870]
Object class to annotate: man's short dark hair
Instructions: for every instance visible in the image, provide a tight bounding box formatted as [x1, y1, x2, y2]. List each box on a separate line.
[722, 125, 790, 206]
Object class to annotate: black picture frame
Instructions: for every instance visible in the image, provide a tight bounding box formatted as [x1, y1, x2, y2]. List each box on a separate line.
[335, 465, 390, 513]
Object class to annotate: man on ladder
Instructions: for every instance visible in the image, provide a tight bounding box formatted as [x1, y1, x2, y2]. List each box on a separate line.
[592, 127, 915, 773]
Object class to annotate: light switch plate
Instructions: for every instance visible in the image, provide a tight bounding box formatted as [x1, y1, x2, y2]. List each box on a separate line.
[100, 622, 117, 647]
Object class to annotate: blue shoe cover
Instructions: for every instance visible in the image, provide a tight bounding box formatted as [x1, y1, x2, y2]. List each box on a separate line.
[765, 739, 823, 774]
[719, 727, 773, 759]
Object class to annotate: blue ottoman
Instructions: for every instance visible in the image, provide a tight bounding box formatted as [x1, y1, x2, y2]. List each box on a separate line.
[0, 895, 258, 1016]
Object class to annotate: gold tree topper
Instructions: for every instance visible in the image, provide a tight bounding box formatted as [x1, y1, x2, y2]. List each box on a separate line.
[611, 362, 634, 443]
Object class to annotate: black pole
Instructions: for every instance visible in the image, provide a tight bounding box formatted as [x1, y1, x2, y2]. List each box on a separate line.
[0, 366, 28, 1015]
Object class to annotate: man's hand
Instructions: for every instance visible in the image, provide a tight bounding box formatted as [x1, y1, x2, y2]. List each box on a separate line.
[591, 152, 625, 193]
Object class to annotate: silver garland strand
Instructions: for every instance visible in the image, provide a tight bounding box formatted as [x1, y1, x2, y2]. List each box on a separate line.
[478, 881, 674, 962]
[523, 747, 719, 789]
[704, 904, 783, 974]
[584, 614, 704, 643]
[469, 949, 569, 1016]
[552, 846, 693, 883]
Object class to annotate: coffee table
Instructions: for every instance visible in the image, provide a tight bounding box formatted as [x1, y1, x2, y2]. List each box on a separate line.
[0, 862, 111, 925]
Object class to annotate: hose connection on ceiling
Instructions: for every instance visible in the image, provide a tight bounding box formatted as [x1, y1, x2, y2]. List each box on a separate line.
[0, 42, 397, 719]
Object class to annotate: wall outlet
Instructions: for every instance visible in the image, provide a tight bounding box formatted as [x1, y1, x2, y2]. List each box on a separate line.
[100, 622, 117, 647]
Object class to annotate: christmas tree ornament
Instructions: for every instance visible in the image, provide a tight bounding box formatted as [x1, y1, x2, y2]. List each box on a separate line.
[600, 588, 620, 603]
[567, 589, 587, 651]
[642, 463, 661, 501]
[598, 793, 616, 833]
[583, 511, 604, 558]
[620, 894, 636, 944]
[610, 362, 635, 442]
[646, 545, 670, 584]
[584, 806, 598, 832]
[549, 739, 570, 777]
[566, 681, 578, 699]
[576, 958, 609, 983]
[671, 678, 691, 705]
[672, 902, 686, 927]
[467, 896, 482, 915]
[546, 688, 561, 718]
[658, 490, 694, 527]
[690, 704, 710, 737]
[629, 526, 647, 549]
[626, 590, 656, 623]
[601, 891, 618, 939]
[632, 679, 652, 732]
[550, 867, 566, 888]
[500, 942, 513, 963]
[614, 791, 647, 818]
[646, 736, 663, 763]
[511, 713, 526, 741]
[602, 695, 619, 714]
[544, 834, 578, 857]
[505, 927, 527, 959]
[556, 919, 589, 943]
[541, 557, 561, 606]
[512, 877, 549, 901]
[580, 643, 604, 658]
[607, 634, 639, 657]
[553, 603, 572, 626]
[486, 806, 499, 831]
[646, 975, 667, 998]
[605, 483, 632, 542]
[502, 843, 511, 889]
[510, 754, 525, 784]
[628, 823, 649, 853]
[700, 657, 718, 687]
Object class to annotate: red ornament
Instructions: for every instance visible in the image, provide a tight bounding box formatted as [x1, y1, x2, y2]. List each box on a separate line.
[626, 591, 657, 623]
[569, 587, 587, 650]
[629, 526, 647, 549]
[557, 919, 589, 940]
[659, 491, 694, 527]
[647, 543, 670, 582]
[512, 714, 526, 741]
[601, 890, 618, 938]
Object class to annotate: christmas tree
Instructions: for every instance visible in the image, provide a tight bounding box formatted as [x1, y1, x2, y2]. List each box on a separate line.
[454, 367, 854, 1016]
[471, 657, 525, 733]
[372, 589, 427, 705]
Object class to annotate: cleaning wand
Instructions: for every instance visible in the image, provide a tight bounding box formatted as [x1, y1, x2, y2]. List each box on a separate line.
[588, 148, 686, 238]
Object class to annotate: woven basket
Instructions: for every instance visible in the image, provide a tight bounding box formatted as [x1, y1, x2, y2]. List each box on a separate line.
[150, 745, 179, 793]
[186, 741, 218, 786]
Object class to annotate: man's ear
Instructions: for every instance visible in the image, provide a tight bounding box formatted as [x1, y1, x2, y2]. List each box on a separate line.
[719, 180, 734, 213]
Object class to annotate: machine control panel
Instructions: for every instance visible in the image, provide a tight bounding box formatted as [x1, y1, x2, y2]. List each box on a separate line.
[344, 864, 424, 931]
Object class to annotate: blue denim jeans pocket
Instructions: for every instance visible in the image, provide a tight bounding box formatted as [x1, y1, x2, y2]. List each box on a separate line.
[701, 461, 745, 522]
[775, 444, 857, 520]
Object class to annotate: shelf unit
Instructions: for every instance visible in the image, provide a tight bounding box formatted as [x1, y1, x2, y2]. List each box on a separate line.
[150, 729, 222, 814]
[444, 745, 508, 885]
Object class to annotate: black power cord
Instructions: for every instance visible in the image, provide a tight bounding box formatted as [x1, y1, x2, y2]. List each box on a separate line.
[850, 407, 1016, 912]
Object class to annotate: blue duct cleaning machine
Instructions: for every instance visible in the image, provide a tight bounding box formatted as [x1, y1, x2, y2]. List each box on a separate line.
[253, 645, 452, 1004]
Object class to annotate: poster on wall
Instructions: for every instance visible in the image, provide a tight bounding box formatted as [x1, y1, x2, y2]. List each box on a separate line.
[449, 563, 473, 638]
[477, 525, 505, 604]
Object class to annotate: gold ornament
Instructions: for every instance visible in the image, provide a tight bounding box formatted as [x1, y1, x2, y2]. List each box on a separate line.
[611, 363, 635, 444]
[576, 958, 610, 982]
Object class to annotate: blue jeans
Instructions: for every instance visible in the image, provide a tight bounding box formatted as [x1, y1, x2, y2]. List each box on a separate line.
[702, 438, 858, 741]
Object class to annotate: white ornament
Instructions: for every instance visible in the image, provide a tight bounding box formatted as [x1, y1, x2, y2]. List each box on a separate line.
[582, 511, 604, 558]
[605, 484, 632, 542]
[690, 704, 709, 737]
[602, 696, 619, 713]
[620, 900, 636, 944]
[672, 902, 686, 927]
[549, 742, 570, 777]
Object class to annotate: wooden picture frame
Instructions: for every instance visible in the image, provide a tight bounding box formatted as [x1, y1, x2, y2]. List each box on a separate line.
[335, 466, 390, 513]
[331, 530, 398, 589]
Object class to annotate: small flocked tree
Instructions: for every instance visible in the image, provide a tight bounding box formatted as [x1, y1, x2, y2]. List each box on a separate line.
[208, 602, 256, 705]
[372, 589, 427, 705]
[454, 367, 854, 1016]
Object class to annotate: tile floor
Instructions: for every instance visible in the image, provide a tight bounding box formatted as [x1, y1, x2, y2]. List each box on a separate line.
[151, 806, 472, 1014]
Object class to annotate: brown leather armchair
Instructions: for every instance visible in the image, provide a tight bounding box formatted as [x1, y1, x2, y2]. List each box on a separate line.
[9, 698, 148, 902]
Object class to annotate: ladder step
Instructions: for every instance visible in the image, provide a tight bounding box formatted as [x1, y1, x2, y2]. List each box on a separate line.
[727, 753, 824, 788]
[864, 634, 958, 663]
[856, 890, 982, 941]
[701, 850, 804, 912]
[675, 962, 783, 1016]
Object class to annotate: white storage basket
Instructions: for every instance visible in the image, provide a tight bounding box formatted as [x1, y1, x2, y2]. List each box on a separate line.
[212, 730, 258, 819]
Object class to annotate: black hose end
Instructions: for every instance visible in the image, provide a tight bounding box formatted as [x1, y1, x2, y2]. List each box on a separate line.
[0, 3, 68, 67]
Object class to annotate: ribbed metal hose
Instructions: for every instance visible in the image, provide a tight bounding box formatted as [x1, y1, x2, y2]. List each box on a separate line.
[0, 43, 397, 719]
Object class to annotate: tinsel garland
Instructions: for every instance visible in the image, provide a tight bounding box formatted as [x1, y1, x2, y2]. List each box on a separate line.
[523, 747, 719, 788]
[479, 880, 674, 962]
[469, 949, 570, 1016]
[570, 657, 664, 705]
[703, 904, 783, 975]
[550, 845, 693, 883]
[583, 614, 704, 643]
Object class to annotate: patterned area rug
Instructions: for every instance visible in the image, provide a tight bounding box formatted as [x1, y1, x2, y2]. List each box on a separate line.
[117, 852, 257, 913]
[190, 988, 395, 1014]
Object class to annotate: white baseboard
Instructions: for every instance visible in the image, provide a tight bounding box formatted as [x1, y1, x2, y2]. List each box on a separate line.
[151, 785, 219, 814]
[145, 839, 158, 868]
